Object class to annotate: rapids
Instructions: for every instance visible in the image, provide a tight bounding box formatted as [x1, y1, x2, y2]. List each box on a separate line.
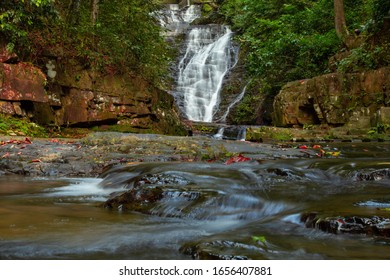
[1, 143, 389, 259]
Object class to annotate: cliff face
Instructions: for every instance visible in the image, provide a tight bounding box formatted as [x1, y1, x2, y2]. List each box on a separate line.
[0, 46, 187, 136]
[272, 67, 390, 129]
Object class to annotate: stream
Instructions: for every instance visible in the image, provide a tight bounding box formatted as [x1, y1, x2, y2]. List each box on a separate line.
[1, 4, 389, 261]
[1, 142, 389, 260]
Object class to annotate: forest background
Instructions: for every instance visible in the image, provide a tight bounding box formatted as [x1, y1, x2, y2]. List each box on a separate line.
[0, 0, 389, 128]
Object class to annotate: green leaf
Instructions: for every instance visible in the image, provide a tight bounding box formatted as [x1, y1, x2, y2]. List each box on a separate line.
[252, 235, 267, 244]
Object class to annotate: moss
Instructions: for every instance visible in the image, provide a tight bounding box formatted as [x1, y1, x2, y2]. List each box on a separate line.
[202, 4, 213, 14]
[246, 127, 293, 142]
[0, 114, 48, 137]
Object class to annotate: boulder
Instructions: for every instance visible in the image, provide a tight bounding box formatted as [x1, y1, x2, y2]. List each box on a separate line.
[273, 67, 390, 127]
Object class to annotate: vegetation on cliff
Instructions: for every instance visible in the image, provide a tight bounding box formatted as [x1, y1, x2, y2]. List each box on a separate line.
[219, 0, 389, 124]
[0, 0, 171, 85]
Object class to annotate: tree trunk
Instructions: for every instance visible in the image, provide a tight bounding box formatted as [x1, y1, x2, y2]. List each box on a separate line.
[334, 0, 361, 49]
[67, 0, 81, 26]
[91, 0, 99, 25]
[334, 0, 349, 41]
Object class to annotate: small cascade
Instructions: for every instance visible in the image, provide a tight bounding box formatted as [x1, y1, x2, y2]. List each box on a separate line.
[218, 84, 248, 123]
[213, 127, 225, 140]
[237, 126, 247, 141]
[211, 125, 247, 141]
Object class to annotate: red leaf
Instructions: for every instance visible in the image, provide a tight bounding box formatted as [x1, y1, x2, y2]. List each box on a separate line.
[2, 152, 10, 158]
[225, 154, 251, 165]
[24, 137, 32, 144]
[299, 145, 308, 149]
[31, 159, 41, 163]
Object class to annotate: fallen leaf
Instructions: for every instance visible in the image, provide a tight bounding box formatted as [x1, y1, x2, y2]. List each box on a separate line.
[252, 235, 267, 244]
[225, 154, 251, 165]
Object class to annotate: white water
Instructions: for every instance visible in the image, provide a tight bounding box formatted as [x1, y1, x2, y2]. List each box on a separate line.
[158, 4, 200, 36]
[177, 26, 238, 122]
[42, 178, 110, 202]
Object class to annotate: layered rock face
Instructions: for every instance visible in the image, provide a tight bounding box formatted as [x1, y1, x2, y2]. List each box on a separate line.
[0, 46, 186, 135]
[273, 67, 390, 128]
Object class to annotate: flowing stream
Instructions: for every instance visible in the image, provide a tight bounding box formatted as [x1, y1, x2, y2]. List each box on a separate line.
[1, 143, 389, 259]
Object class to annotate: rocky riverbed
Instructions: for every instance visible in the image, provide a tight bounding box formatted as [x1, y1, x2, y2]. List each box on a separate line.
[0, 132, 310, 177]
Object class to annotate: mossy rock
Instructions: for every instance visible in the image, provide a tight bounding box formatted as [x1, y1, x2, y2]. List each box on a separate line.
[246, 127, 293, 142]
[202, 4, 213, 14]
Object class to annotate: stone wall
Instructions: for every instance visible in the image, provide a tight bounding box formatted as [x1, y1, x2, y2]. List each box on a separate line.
[273, 67, 390, 128]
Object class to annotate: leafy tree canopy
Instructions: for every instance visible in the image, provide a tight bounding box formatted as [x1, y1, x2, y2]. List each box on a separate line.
[219, 0, 389, 124]
[0, 0, 170, 85]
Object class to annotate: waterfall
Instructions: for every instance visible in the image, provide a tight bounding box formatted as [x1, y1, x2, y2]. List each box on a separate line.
[176, 26, 238, 122]
[157, 4, 200, 36]
[213, 127, 225, 140]
[159, 4, 239, 123]
[237, 126, 247, 141]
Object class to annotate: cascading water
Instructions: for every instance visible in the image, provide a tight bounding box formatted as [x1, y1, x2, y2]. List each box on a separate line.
[160, 4, 246, 139]
[176, 25, 238, 122]
[158, 4, 200, 36]
[218, 84, 248, 123]
[160, 4, 238, 123]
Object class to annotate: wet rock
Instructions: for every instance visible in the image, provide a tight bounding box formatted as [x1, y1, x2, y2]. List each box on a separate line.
[355, 168, 390, 181]
[103, 186, 164, 214]
[135, 173, 190, 187]
[180, 240, 250, 260]
[301, 213, 390, 237]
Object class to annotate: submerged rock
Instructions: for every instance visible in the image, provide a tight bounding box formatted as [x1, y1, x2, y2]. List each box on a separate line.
[180, 240, 250, 260]
[103, 186, 164, 213]
[301, 213, 390, 237]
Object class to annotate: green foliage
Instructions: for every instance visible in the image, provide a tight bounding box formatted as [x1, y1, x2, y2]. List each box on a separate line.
[337, 43, 390, 72]
[88, 0, 171, 83]
[221, 0, 340, 82]
[220, 0, 388, 124]
[0, 114, 48, 137]
[368, 123, 390, 135]
[252, 235, 267, 244]
[0, 0, 171, 86]
[0, 0, 57, 56]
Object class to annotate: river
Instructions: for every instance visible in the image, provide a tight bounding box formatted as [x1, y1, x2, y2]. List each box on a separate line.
[1, 142, 389, 259]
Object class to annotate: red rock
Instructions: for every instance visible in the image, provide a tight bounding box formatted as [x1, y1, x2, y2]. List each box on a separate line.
[0, 63, 47, 102]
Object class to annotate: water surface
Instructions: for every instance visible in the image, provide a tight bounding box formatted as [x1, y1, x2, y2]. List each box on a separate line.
[1, 143, 389, 259]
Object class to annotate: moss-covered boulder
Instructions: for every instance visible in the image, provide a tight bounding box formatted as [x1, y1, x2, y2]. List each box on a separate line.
[273, 67, 390, 128]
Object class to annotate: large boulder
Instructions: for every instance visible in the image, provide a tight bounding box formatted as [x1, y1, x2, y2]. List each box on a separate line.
[273, 67, 390, 128]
